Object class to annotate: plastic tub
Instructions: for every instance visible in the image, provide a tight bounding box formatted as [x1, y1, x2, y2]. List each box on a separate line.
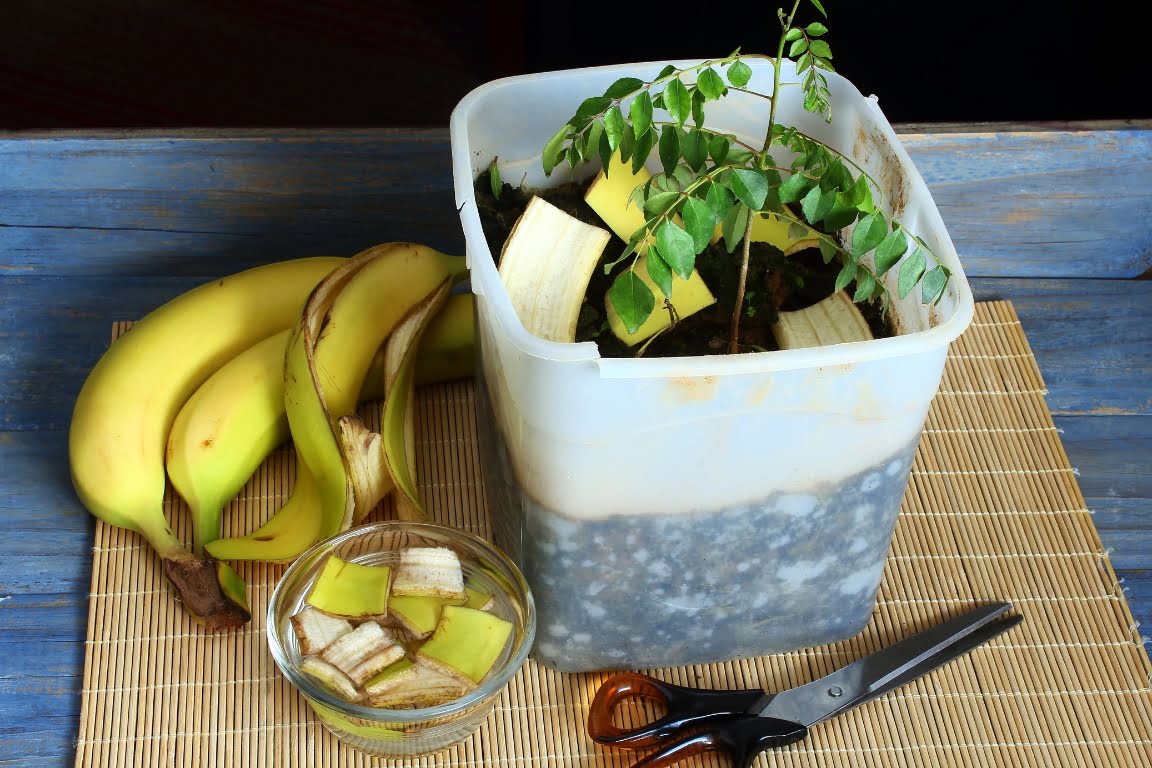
[450, 57, 974, 672]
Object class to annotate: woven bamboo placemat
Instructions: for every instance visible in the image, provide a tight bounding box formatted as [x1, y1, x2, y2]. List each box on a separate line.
[74, 301, 1152, 767]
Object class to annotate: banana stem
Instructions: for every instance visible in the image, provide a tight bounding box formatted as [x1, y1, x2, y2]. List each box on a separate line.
[138, 516, 251, 631]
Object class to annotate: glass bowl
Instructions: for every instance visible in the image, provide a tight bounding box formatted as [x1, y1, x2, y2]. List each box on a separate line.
[267, 521, 536, 756]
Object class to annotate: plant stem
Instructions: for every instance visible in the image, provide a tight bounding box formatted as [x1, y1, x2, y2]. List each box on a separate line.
[728, 0, 802, 354]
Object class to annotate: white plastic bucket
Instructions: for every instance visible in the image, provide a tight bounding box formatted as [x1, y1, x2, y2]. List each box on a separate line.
[451, 58, 974, 672]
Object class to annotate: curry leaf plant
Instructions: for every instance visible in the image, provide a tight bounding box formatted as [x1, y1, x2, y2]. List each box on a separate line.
[541, 0, 950, 352]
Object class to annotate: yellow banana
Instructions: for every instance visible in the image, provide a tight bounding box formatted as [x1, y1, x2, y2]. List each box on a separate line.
[165, 329, 292, 555]
[206, 243, 466, 563]
[68, 256, 346, 629]
[167, 294, 475, 554]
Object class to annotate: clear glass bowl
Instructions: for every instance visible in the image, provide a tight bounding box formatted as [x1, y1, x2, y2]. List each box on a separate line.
[267, 521, 536, 756]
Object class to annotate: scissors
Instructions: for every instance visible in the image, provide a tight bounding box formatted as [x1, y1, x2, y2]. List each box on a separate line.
[588, 601, 1022, 767]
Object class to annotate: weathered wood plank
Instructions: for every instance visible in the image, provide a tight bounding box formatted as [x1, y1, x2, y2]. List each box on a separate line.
[1, 129, 1149, 278]
[1055, 415, 1152, 499]
[893, 129, 1152, 278]
[0, 275, 218, 431]
[0, 593, 88, 640]
[970, 278, 1152, 416]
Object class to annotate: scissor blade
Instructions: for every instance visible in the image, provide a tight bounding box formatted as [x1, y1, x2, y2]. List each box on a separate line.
[862, 613, 1023, 705]
[757, 602, 1016, 727]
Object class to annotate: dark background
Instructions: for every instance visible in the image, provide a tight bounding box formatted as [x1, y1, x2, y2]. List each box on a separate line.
[1, 0, 1146, 131]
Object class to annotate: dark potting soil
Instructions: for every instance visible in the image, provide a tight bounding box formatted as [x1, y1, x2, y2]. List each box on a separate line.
[474, 174, 894, 358]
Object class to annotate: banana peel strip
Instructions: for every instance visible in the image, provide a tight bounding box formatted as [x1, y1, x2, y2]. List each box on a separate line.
[289, 249, 455, 537]
[370, 279, 453, 521]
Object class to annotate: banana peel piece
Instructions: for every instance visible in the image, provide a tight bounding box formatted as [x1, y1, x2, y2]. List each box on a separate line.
[498, 195, 609, 343]
[290, 605, 354, 655]
[336, 277, 453, 524]
[373, 279, 453, 521]
[771, 290, 875, 350]
[415, 606, 513, 687]
[365, 662, 470, 708]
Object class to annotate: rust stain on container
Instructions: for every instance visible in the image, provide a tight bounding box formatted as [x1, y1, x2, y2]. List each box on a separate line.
[855, 122, 908, 220]
[663, 376, 718, 404]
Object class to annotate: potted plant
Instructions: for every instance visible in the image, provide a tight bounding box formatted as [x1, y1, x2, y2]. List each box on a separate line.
[449, 0, 974, 673]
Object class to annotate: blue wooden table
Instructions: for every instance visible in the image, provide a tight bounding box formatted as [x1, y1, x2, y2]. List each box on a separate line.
[1, 124, 1149, 766]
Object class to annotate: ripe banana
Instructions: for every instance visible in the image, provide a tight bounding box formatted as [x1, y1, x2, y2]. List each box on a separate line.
[69, 256, 347, 630]
[206, 243, 465, 563]
[166, 294, 475, 555]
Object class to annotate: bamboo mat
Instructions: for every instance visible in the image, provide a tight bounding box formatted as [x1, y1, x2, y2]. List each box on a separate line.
[74, 301, 1152, 767]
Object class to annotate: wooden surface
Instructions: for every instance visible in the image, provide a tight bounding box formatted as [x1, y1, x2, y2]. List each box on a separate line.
[1, 124, 1149, 766]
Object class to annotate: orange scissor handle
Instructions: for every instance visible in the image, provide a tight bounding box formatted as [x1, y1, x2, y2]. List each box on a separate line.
[587, 672, 767, 749]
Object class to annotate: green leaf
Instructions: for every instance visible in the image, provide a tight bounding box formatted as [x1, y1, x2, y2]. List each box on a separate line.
[672, 164, 696, 187]
[603, 240, 638, 272]
[853, 269, 875, 302]
[643, 190, 681, 219]
[572, 96, 612, 129]
[598, 130, 614, 176]
[801, 186, 836, 225]
[697, 67, 726, 99]
[823, 194, 860, 230]
[721, 203, 750, 253]
[898, 248, 927, 299]
[608, 269, 656, 335]
[658, 125, 680, 177]
[806, 21, 828, 35]
[848, 173, 874, 210]
[727, 60, 752, 87]
[580, 121, 603, 162]
[487, 159, 502, 199]
[778, 172, 813, 204]
[874, 230, 909, 276]
[655, 220, 696, 279]
[818, 238, 839, 264]
[922, 264, 950, 304]
[789, 38, 809, 58]
[618, 123, 636, 164]
[683, 129, 709, 171]
[729, 169, 769, 210]
[631, 126, 657, 174]
[851, 212, 888, 257]
[655, 64, 677, 80]
[630, 90, 653, 139]
[796, 52, 812, 74]
[809, 40, 832, 59]
[725, 146, 755, 165]
[785, 28, 803, 41]
[704, 180, 734, 216]
[691, 89, 706, 126]
[664, 78, 691, 125]
[603, 105, 625, 151]
[681, 196, 718, 254]
[821, 158, 853, 193]
[834, 259, 856, 292]
[645, 245, 674, 299]
[542, 124, 571, 176]
[809, 0, 827, 16]
[604, 77, 644, 99]
[708, 134, 730, 164]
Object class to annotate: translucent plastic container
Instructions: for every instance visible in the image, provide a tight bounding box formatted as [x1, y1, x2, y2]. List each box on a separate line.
[450, 58, 974, 672]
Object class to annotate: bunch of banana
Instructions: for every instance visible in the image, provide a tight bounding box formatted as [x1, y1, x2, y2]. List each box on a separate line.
[69, 244, 472, 630]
